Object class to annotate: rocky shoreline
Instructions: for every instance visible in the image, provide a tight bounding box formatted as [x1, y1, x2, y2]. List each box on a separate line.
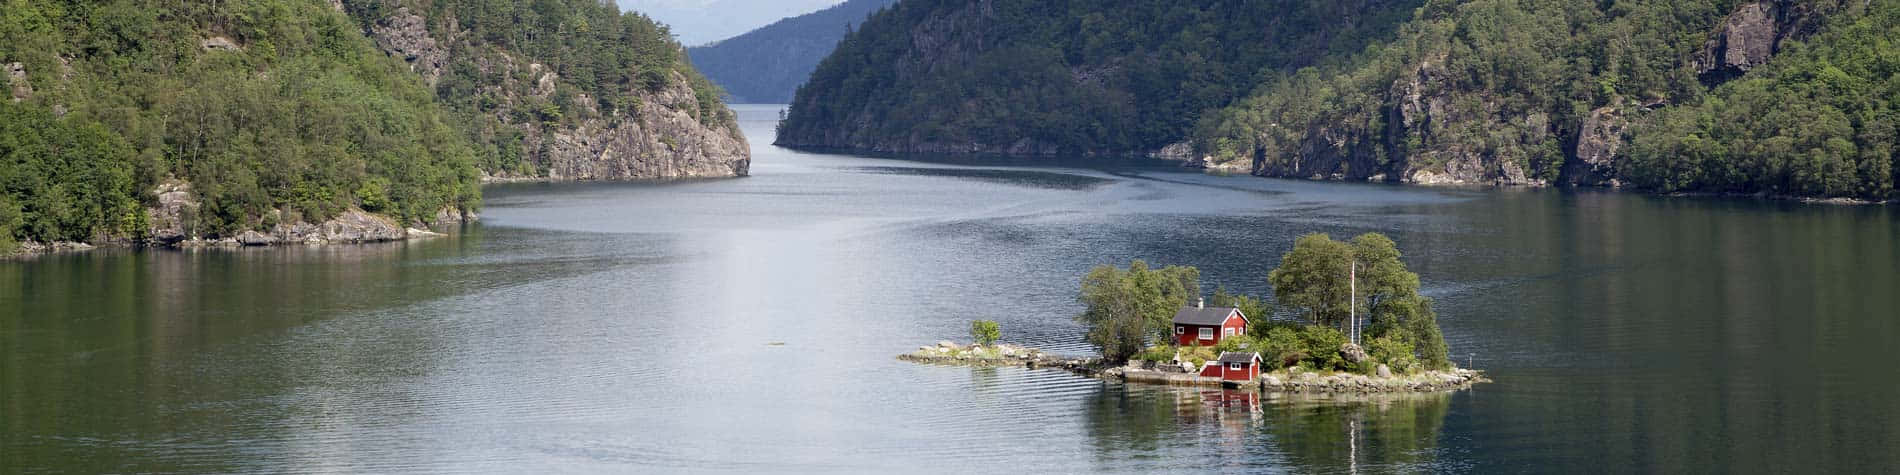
[901, 341, 1487, 394]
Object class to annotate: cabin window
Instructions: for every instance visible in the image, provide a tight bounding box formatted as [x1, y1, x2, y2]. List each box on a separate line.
[1199, 328, 1214, 339]
[1223, 328, 1236, 337]
[1175, 326, 1184, 335]
[1229, 363, 1244, 371]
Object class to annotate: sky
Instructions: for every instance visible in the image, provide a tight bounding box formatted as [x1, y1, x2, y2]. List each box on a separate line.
[616, 0, 848, 46]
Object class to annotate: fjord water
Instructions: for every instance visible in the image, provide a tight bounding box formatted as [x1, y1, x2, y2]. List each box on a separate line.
[4, 105, 1898, 473]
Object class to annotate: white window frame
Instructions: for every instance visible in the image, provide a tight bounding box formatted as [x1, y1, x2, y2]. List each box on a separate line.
[1229, 363, 1244, 371]
[1198, 328, 1214, 340]
[1223, 328, 1236, 337]
[1175, 326, 1184, 335]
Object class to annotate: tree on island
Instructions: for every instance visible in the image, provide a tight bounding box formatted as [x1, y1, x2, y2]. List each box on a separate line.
[1268, 233, 1449, 369]
[1075, 260, 1201, 362]
[970, 320, 1000, 346]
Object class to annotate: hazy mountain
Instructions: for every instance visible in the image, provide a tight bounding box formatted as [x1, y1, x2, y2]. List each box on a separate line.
[687, 0, 899, 103]
[616, 0, 847, 46]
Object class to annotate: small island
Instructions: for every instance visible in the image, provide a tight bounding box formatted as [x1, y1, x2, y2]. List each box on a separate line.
[902, 232, 1487, 394]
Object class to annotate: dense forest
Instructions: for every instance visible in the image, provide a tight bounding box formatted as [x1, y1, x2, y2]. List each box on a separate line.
[0, 0, 739, 254]
[0, 0, 480, 253]
[785, 0, 1900, 202]
[687, 0, 898, 103]
[777, 0, 1425, 156]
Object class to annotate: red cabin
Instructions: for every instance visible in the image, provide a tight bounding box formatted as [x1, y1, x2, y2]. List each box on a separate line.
[1172, 299, 1248, 347]
[1199, 352, 1263, 382]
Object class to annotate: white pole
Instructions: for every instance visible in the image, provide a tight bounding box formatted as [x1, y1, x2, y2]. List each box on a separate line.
[1349, 261, 1357, 345]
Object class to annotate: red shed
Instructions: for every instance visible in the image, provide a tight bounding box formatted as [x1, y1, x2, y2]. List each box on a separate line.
[1198, 352, 1263, 382]
[1172, 299, 1248, 347]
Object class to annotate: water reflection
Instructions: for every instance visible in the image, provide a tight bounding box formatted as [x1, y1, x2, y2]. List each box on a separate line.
[1080, 383, 1452, 473]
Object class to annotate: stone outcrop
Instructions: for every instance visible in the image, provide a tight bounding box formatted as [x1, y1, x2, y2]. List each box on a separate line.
[1567, 105, 1629, 186]
[1694, 0, 1844, 85]
[146, 180, 200, 244]
[359, 8, 748, 180]
[145, 180, 436, 248]
[200, 36, 240, 51]
[235, 209, 408, 246]
[369, 7, 447, 86]
[6, 62, 28, 102]
[536, 71, 751, 180]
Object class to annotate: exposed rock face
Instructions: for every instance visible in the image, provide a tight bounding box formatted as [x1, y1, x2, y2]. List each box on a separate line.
[6, 62, 27, 102]
[1568, 105, 1629, 186]
[369, 7, 447, 86]
[1699, 2, 1777, 78]
[146, 180, 200, 244]
[536, 71, 750, 180]
[361, 8, 748, 180]
[1694, 0, 1844, 85]
[1256, 57, 1550, 187]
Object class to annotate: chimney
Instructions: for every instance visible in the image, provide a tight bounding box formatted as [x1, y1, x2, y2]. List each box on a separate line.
[1197, 297, 1205, 309]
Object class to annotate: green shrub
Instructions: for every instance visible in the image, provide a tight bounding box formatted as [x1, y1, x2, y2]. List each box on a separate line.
[1258, 327, 1305, 370]
[969, 320, 1000, 345]
[1134, 344, 1176, 362]
[1212, 334, 1247, 353]
[1366, 336, 1419, 374]
[1298, 325, 1349, 371]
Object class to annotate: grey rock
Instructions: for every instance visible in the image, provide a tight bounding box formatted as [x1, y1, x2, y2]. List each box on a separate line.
[146, 180, 200, 244]
[1377, 364, 1393, 379]
[201, 36, 240, 51]
[370, 8, 448, 85]
[236, 231, 277, 246]
[6, 62, 28, 102]
[1340, 343, 1369, 364]
[1569, 105, 1628, 186]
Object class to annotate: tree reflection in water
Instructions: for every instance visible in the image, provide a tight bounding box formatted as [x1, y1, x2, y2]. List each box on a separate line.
[1085, 384, 1453, 472]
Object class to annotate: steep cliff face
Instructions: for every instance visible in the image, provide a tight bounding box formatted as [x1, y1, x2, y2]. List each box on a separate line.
[1692, 0, 1841, 85]
[352, 2, 749, 181]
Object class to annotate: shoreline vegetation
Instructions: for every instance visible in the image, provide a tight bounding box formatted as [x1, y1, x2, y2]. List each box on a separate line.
[898, 342, 1487, 394]
[902, 232, 1488, 394]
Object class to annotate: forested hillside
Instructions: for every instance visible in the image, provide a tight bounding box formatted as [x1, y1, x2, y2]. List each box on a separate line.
[785, 0, 1900, 202]
[777, 0, 1425, 156]
[1196, 0, 1895, 200]
[687, 0, 898, 103]
[1, 0, 480, 253]
[0, 0, 746, 255]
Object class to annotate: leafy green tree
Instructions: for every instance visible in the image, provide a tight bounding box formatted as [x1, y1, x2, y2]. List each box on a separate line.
[969, 320, 1000, 346]
[1268, 233, 1451, 370]
[1075, 260, 1200, 362]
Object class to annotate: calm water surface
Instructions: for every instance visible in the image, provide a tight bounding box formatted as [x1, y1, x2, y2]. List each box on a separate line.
[4, 105, 1898, 473]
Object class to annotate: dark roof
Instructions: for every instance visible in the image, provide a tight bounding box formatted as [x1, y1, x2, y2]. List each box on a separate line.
[1217, 352, 1260, 364]
[1172, 306, 1241, 326]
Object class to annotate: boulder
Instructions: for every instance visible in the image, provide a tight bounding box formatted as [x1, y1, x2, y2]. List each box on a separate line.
[1340, 343, 1369, 364]
[236, 230, 277, 246]
[1377, 364, 1393, 379]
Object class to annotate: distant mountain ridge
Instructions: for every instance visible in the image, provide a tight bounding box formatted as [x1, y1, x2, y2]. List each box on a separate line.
[687, 0, 899, 103]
